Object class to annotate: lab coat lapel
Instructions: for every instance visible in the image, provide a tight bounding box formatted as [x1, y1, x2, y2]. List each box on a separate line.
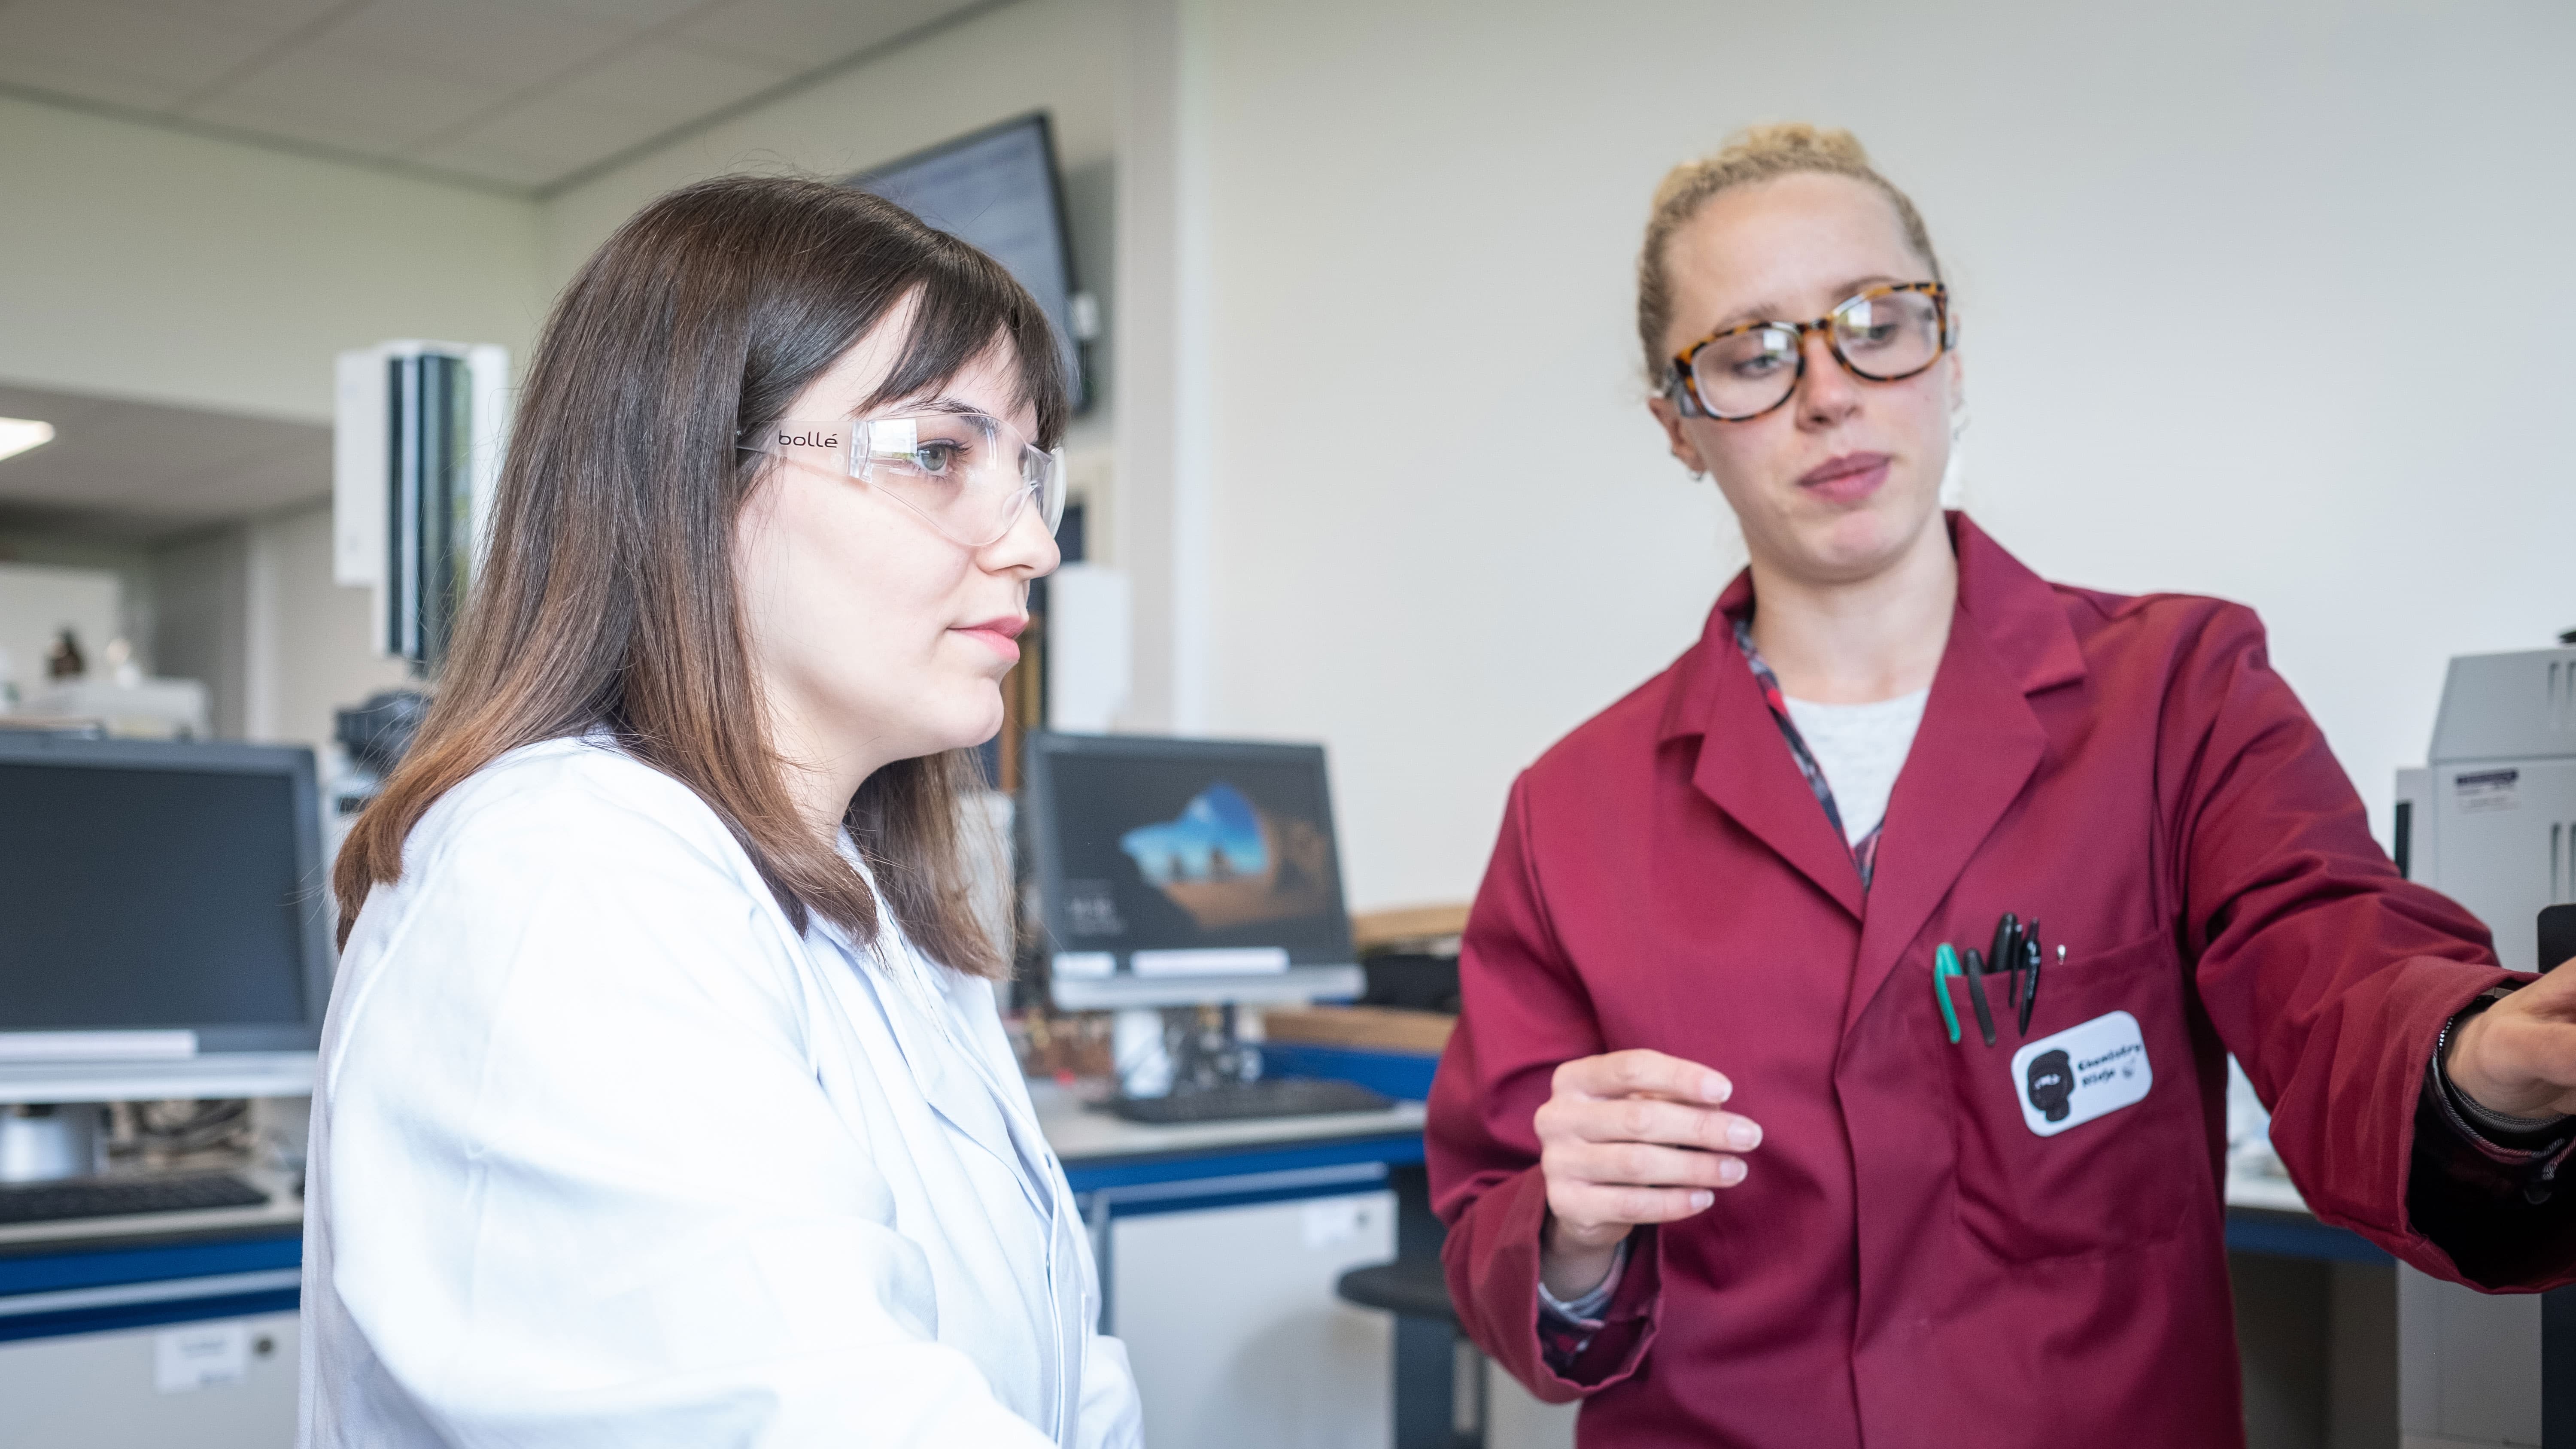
[1667, 577, 1869, 920]
[826, 925, 1053, 1223]
[1841, 516, 2087, 1036]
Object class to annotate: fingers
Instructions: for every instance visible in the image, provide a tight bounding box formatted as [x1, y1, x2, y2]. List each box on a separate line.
[1554, 1049, 1732, 1106]
[1549, 1180, 1722, 1231]
[1545, 1139, 1749, 1193]
[1537, 1094, 1760, 1154]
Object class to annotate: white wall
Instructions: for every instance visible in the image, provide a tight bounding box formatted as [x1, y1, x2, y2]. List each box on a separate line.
[0, 93, 544, 424]
[1167, 0, 2576, 912]
[149, 505, 413, 760]
[0, 563, 121, 708]
[247, 503, 416, 764]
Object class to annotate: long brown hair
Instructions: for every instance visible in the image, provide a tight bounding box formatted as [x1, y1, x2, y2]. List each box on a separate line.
[332, 175, 1066, 978]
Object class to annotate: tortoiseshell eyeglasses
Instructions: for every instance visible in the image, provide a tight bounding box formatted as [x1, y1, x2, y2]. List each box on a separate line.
[1665, 282, 1953, 422]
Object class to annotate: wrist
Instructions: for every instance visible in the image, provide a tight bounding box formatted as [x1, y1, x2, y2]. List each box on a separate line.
[1540, 1216, 1628, 1299]
[2445, 994, 2567, 1122]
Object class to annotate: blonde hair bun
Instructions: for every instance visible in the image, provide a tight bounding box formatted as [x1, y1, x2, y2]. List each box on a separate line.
[1637, 123, 1941, 383]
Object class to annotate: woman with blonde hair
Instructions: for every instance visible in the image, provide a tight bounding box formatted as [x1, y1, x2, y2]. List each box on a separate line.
[302, 176, 1139, 1448]
[1428, 124, 2576, 1445]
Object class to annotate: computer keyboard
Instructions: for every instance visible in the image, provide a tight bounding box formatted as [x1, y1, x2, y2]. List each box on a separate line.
[0, 1172, 269, 1225]
[1106, 1078, 1394, 1124]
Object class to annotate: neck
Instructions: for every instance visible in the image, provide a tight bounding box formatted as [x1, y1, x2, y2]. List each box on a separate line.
[762, 695, 889, 846]
[1744, 516, 1958, 704]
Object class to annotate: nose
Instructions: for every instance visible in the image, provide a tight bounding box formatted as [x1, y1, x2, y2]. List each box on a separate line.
[979, 487, 1061, 579]
[1792, 325, 1861, 431]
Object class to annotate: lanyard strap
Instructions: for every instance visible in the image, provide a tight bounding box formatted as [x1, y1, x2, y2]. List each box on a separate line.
[1730, 615, 1883, 892]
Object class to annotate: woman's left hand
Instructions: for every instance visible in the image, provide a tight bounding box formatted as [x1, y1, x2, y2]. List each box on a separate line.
[2445, 962, 2576, 1120]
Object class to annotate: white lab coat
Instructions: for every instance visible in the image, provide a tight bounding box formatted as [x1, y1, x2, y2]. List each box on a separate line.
[299, 735, 1142, 1448]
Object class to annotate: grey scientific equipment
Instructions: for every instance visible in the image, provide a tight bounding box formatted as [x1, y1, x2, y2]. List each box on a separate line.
[325, 340, 505, 828]
[2394, 643, 2576, 1448]
[0, 734, 332, 1199]
[332, 340, 506, 675]
[1021, 733, 1370, 1109]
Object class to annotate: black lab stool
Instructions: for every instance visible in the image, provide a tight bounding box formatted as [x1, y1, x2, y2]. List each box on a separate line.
[1334, 1165, 1487, 1449]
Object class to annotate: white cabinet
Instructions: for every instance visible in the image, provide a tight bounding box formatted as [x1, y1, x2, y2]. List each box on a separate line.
[0, 1310, 298, 1449]
[1109, 1191, 1394, 1449]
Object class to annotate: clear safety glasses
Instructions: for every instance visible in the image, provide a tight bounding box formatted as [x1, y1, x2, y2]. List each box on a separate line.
[1666, 282, 1952, 422]
[742, 411, 1066, 548]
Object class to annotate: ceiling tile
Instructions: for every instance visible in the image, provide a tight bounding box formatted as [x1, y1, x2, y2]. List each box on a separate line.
[546, 39, 788, 125]
[0, 49, 192, 112]
[0, 383, 330, 537]
[0, 0, 287, 103]
[315, 0, 638, 92]
[113, 0, 349, 36]
[675, 0, 974, 72]
[529, 0, 726, 27]
[186, 43, 501, 152]
[435, 90, 655, 169]
[404, 135, 578, 188]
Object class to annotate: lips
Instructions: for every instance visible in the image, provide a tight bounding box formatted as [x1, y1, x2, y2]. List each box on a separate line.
[953, 615, 1027, 663]
[1797, 452, 1891, 505]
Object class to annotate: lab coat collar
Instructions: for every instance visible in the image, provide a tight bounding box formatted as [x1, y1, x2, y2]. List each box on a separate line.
[1656, 513, 2085, 969]
[812, 908, 1057, 1227]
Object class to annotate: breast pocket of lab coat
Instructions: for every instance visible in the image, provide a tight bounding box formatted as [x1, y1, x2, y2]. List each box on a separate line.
[1948, 931, 2204, 1261]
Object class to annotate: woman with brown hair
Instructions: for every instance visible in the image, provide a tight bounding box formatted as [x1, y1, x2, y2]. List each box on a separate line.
[300, 176, 1139, 1448]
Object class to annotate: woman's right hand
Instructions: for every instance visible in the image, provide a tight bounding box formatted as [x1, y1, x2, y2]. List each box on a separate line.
[1535, 1049, 1759, 1300]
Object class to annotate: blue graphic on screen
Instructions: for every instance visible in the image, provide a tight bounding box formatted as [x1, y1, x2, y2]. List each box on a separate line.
[1119, 783, 1267, 887]
[1111, 781, 1331, 932]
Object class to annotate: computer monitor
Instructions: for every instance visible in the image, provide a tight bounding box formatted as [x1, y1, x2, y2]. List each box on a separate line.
[851, 112, 1089, 410]
[1023, 732, 1367, 1010]
[0, 734, 331, 1103]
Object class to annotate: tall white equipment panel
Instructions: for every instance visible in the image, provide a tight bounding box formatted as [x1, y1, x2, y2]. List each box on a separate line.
[2396, 645, 2576, 1449]
[333, 341, 507, 673]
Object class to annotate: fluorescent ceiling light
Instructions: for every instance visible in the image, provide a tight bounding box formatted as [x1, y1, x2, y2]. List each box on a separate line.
[0, 418, 54, 463]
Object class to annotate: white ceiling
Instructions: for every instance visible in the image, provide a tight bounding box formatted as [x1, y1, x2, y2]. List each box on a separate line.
[0, 383, 331, 541]
[0, 0, 997, 194]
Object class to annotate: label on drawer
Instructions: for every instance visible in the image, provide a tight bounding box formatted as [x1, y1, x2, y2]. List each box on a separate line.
[155, 1322, 247, 1391]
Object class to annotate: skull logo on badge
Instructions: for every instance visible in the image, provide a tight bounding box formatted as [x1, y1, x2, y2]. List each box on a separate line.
[2026, 1048, 2074, 1124]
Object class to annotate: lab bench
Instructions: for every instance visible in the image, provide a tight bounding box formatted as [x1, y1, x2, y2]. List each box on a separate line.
[0, 1100, 2391, 1449]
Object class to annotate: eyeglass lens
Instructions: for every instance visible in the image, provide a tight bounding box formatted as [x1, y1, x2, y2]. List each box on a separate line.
[1687, 289, 1944, 420]
[759, 414, 1062, 547]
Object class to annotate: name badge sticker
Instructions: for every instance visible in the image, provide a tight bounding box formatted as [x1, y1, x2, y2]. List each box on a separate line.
[2010, 1009, 2152, 1137]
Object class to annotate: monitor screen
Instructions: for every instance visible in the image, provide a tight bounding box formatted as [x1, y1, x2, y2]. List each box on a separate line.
[853, 114, 1085, 408]
[0, 739, 326, 1050]
[1028, 735, 1355, 992]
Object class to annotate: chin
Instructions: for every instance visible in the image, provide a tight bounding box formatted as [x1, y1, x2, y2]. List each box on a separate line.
[1789, 492, 1939, 578]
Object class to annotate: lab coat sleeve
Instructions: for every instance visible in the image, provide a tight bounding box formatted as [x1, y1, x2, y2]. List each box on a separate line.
[2163, 602, 2576, 1289]
[1426, 775, 1665, 1401]
[322, 793, 1062, 1448]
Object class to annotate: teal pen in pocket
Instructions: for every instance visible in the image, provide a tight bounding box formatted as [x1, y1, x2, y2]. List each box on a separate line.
[1934, 942, 1966, 1045]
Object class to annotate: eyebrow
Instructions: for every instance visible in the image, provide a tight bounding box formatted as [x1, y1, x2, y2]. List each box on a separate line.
[864, 393, 983, 419]
[1701, 274, 1912, 336]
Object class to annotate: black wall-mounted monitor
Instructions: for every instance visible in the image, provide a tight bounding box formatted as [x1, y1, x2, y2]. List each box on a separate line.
[853, 112, 1090, 411]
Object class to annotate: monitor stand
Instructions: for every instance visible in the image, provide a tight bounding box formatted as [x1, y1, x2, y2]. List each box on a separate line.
[1112, 1005, 1262, 1101]
[0, 1102, 107, 1183]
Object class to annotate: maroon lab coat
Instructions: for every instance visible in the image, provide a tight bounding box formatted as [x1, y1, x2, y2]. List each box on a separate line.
[1428, 514, 2540, 1448]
